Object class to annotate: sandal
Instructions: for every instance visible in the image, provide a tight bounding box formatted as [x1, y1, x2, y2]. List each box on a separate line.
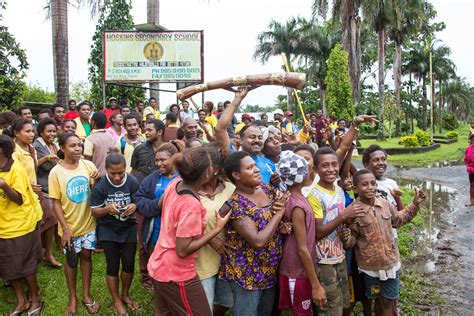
[82, 300, 100, 314]
[27, 301, 45, 316]
[9, 302, 31, 315]
[122, 298, 139, 311]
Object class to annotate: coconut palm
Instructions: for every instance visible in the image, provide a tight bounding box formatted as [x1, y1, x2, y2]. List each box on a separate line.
[312, 0, 362, 108]
[50, 0, 69, 106]
[254, 17, 307, 111]
[441, 78, 473, 120]
[388, 0, 427, 136]
[298, 21, 341, 113]
[361, 0, 397, 140]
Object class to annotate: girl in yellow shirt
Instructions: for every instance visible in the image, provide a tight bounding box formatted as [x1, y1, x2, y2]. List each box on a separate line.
[0, 135, 44, 315]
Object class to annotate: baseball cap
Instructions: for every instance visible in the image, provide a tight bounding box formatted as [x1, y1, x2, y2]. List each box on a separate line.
[285, 111, 293, 116]
[108, 97, 118, 102]
[242, 113, 251, 120]
[274, 109, 284, 116]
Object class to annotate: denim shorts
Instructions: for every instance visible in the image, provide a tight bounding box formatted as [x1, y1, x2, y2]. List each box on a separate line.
[363, 271, 400, 300]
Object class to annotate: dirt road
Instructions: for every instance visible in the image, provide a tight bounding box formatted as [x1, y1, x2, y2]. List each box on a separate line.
[392, 165, 473, 315]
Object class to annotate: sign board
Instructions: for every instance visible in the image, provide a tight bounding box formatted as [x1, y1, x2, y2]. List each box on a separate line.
[103, 31, 203, 83]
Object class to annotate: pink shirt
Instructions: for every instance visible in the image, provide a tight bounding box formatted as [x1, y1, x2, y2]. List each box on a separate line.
[465, 144, 474, 174]
[147, 178, 207, 282]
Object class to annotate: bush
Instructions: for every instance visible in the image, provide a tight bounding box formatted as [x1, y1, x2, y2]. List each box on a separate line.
[446, 131, 459, 139]
[401, 135, 419, 148]
[414, 130, 430, 147]
[400, 122, 411, 135]
[441, 113, 459, 131]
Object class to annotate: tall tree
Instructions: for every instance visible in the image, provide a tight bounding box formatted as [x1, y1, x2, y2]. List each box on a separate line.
[325, 43, 355, 121]
[388, 0, 426, 136]
[254, 17, 305, 111]
[147, 0, 160, 102]
[0, 2, 29, 110]
[299, 21, 340, 113]
[362, 0, 395, 140]
[50, 0, 69, 106]
[88, 0, 145, 108]
[312, 0, 362, 108]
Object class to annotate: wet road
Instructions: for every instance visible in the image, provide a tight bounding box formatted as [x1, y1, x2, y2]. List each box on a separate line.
[391, 165, 473, 315]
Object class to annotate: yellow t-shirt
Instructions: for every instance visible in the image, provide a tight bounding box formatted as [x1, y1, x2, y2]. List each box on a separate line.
[196, 181, 235, 279]
[115, 136, 145, 173]
[206, 114, 218, 128]
[12, 144, 37, 184]
[48, 159, 97, 236]
[0, 161, 42, 238]
[143, 106, 161, 121]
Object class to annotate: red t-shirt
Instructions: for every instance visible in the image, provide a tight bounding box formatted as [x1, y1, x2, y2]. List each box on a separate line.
[64, 111, 79, 120]
[103, 108, 120, 128]
[147, 178, 207, 282]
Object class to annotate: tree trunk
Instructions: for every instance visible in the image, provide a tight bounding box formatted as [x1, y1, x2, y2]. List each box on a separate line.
[287, 88, 292, 112]
[147, 0, 160, 103]
[51, 0, 69, 107]
[431, 75, 435, 136]
[319, 79, 327, 114]
[421, 76, 427, 130]
[393, 36, 402, 137]
[376, 25, 385, 141]
[438, 79, 443, 133]
[340, 0, 361, 108]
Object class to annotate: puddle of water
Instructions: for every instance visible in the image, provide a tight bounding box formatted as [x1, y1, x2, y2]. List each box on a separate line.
[396, 178, 457, 274]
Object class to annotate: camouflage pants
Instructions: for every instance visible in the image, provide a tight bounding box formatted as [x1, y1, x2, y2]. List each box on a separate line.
[315, 261, 350, 316]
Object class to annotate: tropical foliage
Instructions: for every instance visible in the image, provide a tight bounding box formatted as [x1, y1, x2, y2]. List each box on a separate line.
[87, 0, 145, 108]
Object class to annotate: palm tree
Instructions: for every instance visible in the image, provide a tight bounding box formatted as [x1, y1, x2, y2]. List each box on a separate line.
[388, 0, 426, 136]
[254, 17, 306, 111]
[361, 0, 396, 140]
[298, 21, 341, 113]
[147, 0, 160, 102]
[50, 0, 69, 106]
[442, 78, 473, 120]
[312, 0, 362, 108]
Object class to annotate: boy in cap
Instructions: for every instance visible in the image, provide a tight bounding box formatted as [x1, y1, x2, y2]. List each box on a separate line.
[277, 151, 327, 315]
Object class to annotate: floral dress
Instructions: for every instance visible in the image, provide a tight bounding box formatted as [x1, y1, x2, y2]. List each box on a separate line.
[219, 183, 283, 290]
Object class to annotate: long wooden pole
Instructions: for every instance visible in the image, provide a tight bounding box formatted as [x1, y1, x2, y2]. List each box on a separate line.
[281, 53, 307, 124]
[429, 48, 434, 143]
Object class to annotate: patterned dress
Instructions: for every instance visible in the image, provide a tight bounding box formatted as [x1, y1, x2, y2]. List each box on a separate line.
[219, 183, 283, 290]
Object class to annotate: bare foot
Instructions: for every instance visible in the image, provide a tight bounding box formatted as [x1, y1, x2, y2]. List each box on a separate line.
[43, 254, 62, 268]
[112, 300, 127, 315]
[465, 202, 474, 206]
[121, 295, 139, 311]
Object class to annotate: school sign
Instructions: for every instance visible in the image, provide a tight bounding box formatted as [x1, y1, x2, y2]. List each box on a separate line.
[103, 31, 204, 83]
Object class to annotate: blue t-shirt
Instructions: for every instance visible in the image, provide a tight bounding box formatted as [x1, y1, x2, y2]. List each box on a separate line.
[150, 173, 179, 243]
[344, 190, 354, 208]
[253, 154, 275, 184]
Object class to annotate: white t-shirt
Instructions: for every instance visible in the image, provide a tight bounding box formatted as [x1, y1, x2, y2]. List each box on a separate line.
[377, 177, 400, 238]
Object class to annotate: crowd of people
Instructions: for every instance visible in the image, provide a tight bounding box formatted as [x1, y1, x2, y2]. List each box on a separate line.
[0, 87, 427, 316]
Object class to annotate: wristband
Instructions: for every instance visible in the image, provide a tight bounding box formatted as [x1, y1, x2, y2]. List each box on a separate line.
[47, 155, 51, 161]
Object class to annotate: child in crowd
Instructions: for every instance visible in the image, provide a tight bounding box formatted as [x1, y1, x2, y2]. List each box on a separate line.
[343, 169, 426, 316]
[91, 151, 140, 315]
[464, 133, 474, 206]
[306, 147, 364, 315]
[277, 151, 327, 315]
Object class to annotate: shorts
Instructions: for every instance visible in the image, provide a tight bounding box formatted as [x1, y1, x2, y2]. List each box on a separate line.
[278, 274, 313, 316]
[63, 230, 96, 254]
[363, 271, 400, 300]
[469, 173, 474, 183]
[214, 278, 233, 308]
[345, 248, 367, 303]
[315, 261, 350, 316]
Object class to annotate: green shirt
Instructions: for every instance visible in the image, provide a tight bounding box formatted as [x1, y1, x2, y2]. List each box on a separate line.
[83, 123, 91, 137]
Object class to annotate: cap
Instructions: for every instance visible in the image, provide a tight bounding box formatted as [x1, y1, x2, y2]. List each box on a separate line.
[274, 109, 284, 116]
[242, 113, 251, 120]
[262, 125, 279, 143]
[108, 97, 118, 102]
[277, 151, 309, 186]
[285, 111, 293, 116]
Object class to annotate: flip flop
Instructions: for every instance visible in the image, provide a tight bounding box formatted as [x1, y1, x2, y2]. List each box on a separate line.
[9, 302, 31, 315]
[122, 299, 139, 311]
[27, 301, 45, 316]
[82, 300, 100, 314]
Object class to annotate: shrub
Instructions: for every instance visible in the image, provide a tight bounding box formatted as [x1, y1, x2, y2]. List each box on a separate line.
[446, 131, 459, 139]
[414, 130, 430, 146]
[441, 113, 459, 131]
[401, 135, 419, 148]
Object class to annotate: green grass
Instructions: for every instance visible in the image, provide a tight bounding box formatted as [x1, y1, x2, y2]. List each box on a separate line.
[0, 249, 154, 315]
